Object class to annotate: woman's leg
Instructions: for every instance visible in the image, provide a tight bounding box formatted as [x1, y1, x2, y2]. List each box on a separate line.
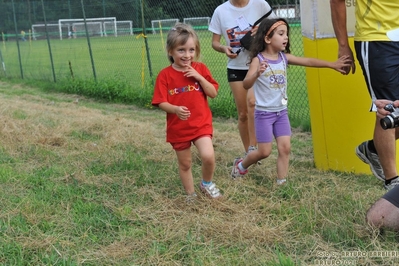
[247, 87, 257, 149]
[230, 81, 250, 152]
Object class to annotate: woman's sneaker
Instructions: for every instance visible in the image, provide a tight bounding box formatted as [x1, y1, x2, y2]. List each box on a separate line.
[200, 182, 222, 199]
[231, 158, 248, 179]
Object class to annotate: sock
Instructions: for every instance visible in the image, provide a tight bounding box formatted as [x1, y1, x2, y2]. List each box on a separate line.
[367, 140, 378, 154]
[385, 176, 398, 186]
[238, 162, 247, 172]
[202, 180, 212, 186]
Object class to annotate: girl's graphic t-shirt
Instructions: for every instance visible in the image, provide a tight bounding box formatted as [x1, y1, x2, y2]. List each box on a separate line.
[152, 62, 218, 143]
[254, 52, 288, 112]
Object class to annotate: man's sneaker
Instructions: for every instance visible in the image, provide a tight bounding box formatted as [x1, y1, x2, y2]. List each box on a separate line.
[384, 178, 399, 191]
[247, 145, 262, 165]
[200, 182, 222, 198]
[355, 141, 385, 181]
[231, 158, 248, 179]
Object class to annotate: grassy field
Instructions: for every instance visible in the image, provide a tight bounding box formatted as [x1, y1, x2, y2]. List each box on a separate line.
[0, 80, 398, 265]
[0, 25, 310, 129]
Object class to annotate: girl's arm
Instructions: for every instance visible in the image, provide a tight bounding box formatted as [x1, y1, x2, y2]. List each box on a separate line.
[183, 64, 218, 98]
[158, 102, 191, 120]
[152, 72, 190, 120]
[285, 54, 351, 74]
[158, 102, 177, 113]
[196, 76, 218, 98]
[243, 57, 267, 90]
[211, 33, 237, 59]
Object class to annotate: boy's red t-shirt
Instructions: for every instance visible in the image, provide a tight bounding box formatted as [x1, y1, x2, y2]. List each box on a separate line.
[152, 62, 219, 143]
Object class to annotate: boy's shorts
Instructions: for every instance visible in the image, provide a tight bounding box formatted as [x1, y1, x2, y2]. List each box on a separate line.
[255, 109, 291, 143]
[170, 135, 212, 151]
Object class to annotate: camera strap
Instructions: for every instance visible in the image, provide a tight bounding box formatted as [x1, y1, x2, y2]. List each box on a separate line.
[252, 8, 273, 27]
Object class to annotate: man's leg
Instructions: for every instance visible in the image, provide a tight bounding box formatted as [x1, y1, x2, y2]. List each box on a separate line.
[354, 41, 399, 184]
[374, 116, 397, 180]
[366, 185, 399, 231]
[366, 198, 399, 231]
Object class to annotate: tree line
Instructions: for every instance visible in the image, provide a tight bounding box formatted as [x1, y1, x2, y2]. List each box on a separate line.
[0, 0, 298, 35]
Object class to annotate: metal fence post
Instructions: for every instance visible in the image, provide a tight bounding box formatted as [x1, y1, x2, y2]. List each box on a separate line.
[0, 48, 6, 77]
[40, 0, 57, 83]
[11, 0, 23, 79]
[141, 0, 153, 80]
[81, 0, 97, 81]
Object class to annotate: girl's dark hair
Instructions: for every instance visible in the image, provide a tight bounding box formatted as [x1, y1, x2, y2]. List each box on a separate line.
[166, 22, 200, 63]
[248, 18, 290, 63]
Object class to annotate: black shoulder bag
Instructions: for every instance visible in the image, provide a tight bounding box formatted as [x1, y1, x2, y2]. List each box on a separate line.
[239, 8, 273, 50]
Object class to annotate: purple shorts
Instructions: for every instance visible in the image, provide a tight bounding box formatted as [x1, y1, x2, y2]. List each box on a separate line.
[255, 109, 291, 143]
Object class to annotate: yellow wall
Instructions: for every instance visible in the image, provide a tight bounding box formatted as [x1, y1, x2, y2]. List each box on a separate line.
[303, 37, 377, 174]
[300, 0, 399, 175]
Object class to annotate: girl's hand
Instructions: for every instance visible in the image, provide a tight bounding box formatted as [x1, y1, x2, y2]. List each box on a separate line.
[182, 64, 202, 80]
[258, 60, 268, 75]
[175, 106, 190, 120]
[333, 55, 352, 74]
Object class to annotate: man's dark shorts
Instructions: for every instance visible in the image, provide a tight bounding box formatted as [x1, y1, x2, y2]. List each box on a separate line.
[382, 185, 399, 208]
[355, 41, 399, 101]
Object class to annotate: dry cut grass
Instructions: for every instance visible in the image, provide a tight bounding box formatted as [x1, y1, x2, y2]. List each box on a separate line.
[0, 81, 398, 265]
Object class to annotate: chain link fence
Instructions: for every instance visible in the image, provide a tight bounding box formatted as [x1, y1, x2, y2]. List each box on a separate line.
[0, 0, 308, 128]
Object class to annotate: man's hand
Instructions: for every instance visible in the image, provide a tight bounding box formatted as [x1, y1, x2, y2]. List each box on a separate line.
[374, 99, 399, 118]
[338, 46, 356, 75]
